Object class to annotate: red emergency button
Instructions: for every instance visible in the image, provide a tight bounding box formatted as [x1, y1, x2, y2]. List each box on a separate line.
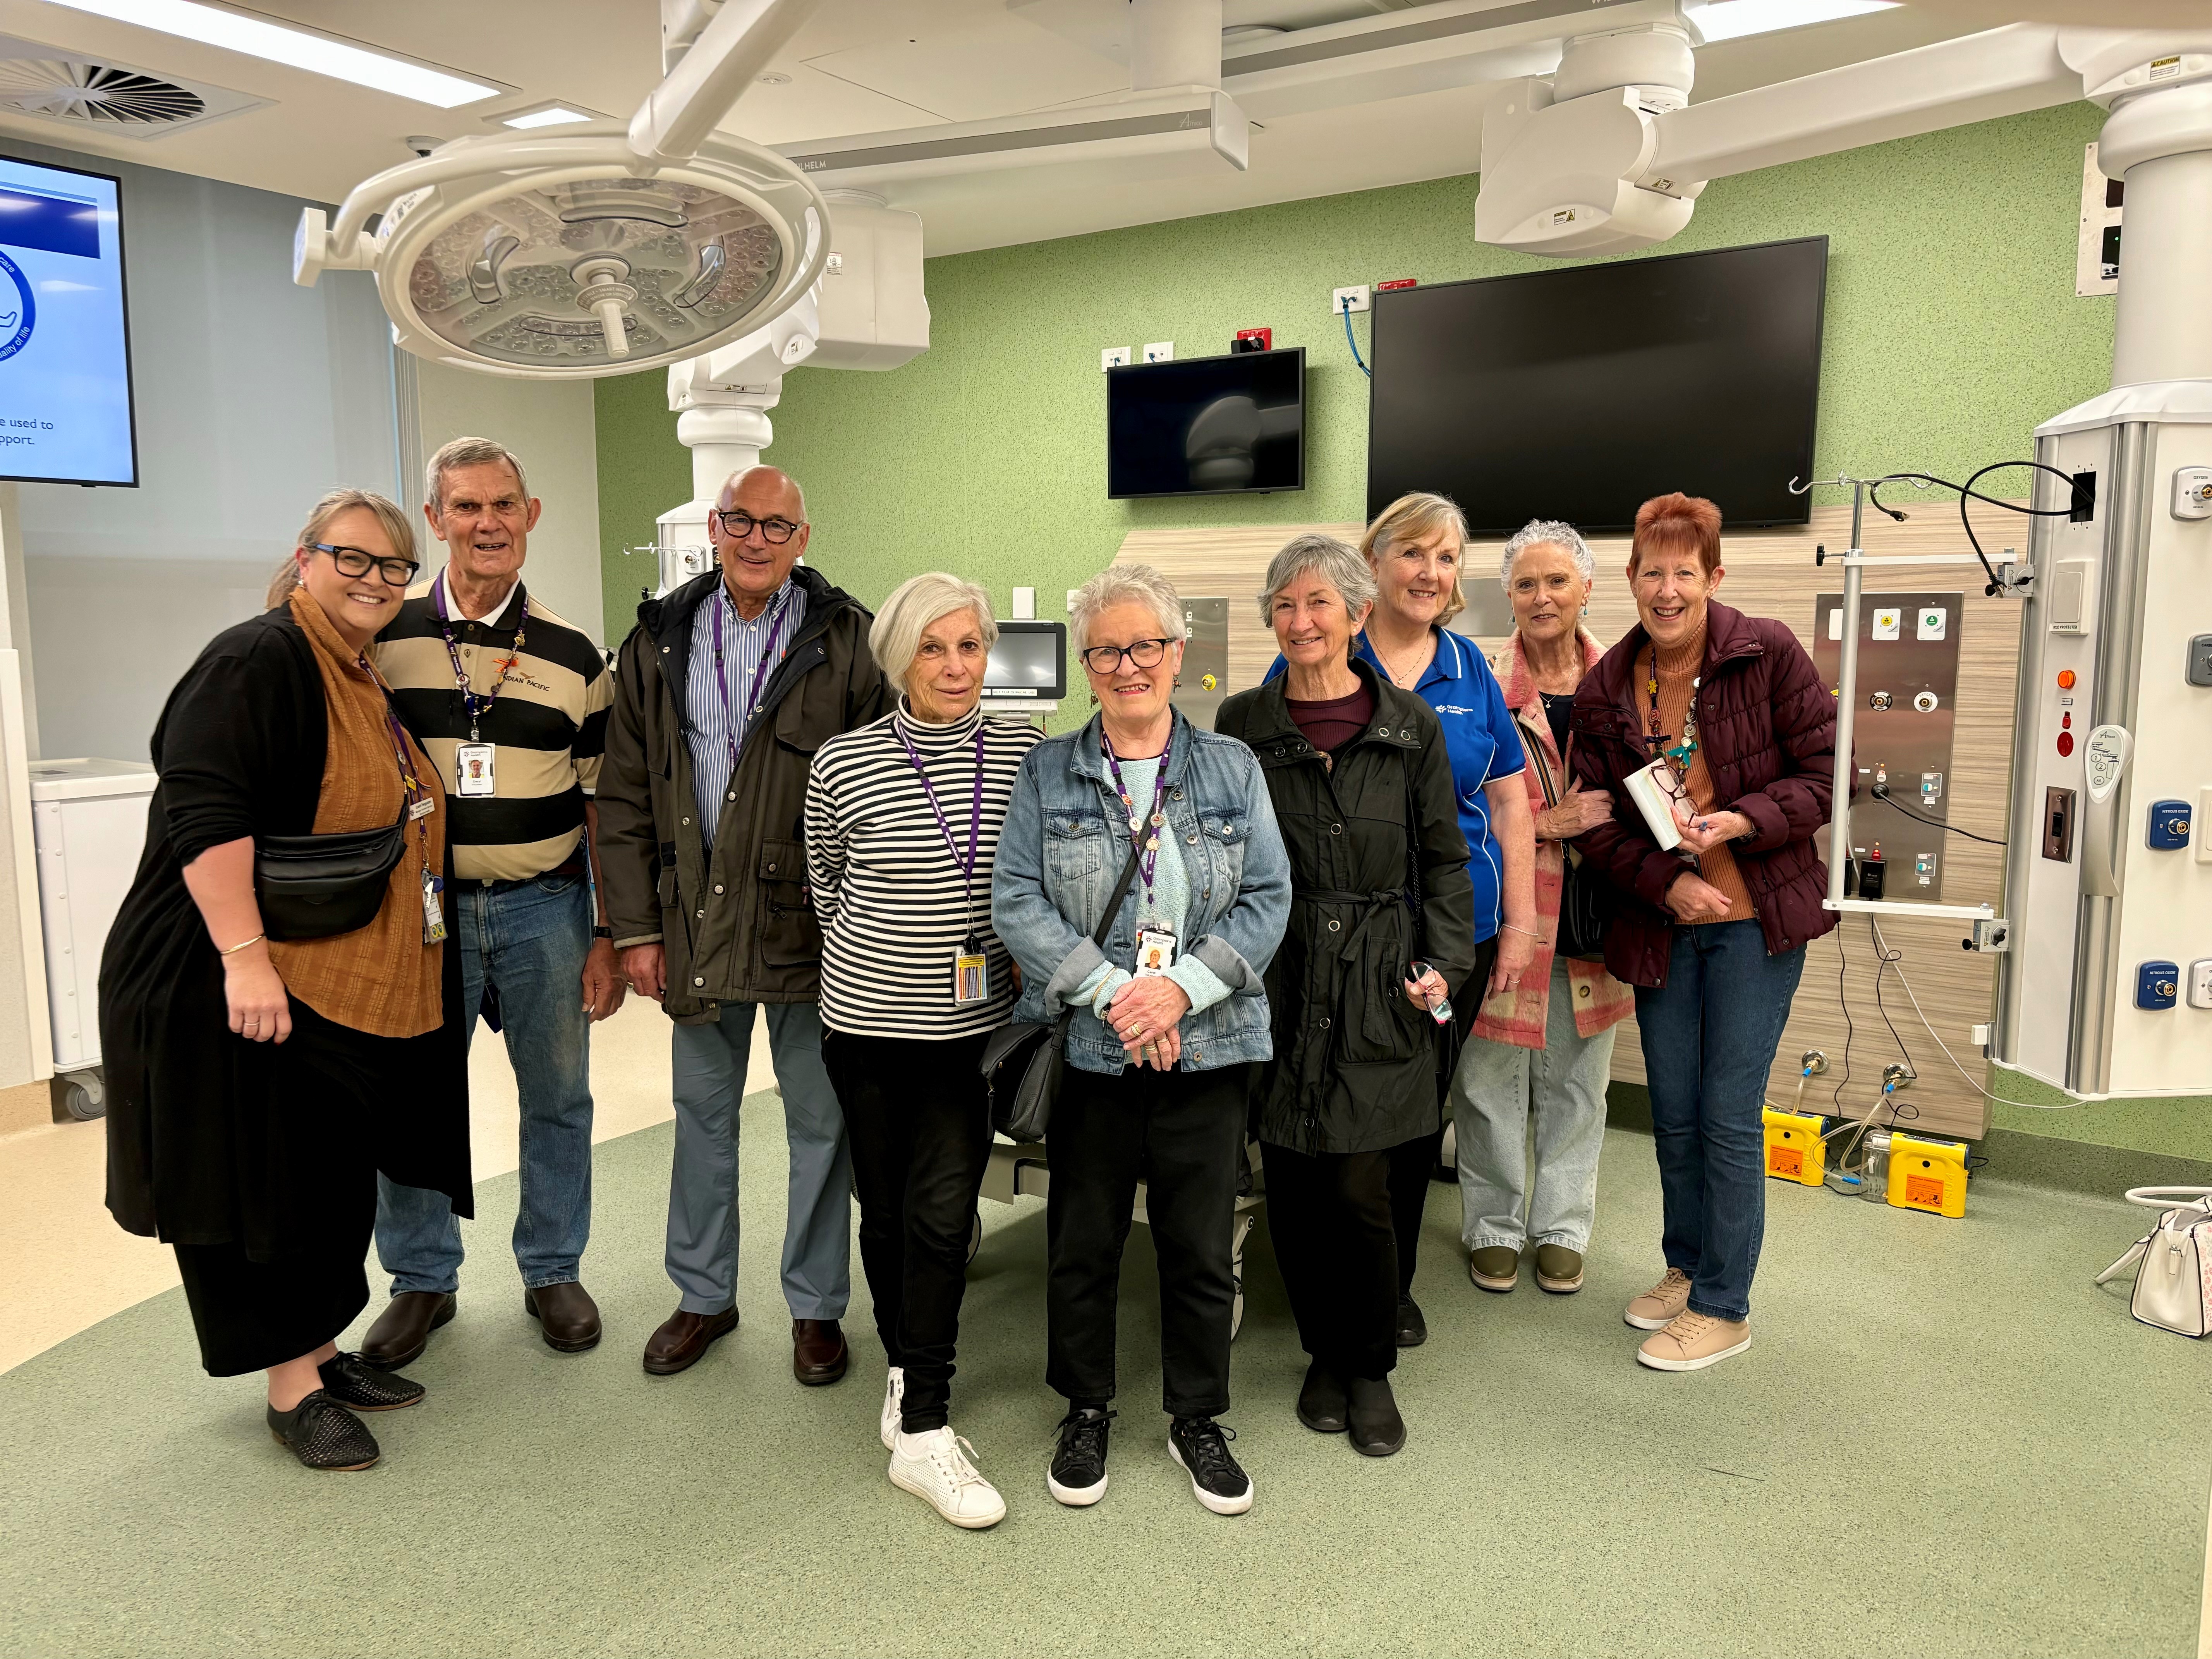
[2061, 713, 2071, 730]
[2057, 669, 2076, 690]
[2057, 731, 2075, 757]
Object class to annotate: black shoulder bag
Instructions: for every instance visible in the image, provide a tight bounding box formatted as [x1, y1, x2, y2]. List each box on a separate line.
[1537, 723, 1614, 963]
[978, 838, 1146, 1143]
[255, 809, 409, 940]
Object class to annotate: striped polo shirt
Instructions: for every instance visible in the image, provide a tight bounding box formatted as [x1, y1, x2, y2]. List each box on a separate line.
[375, 574, 612, 883]
[804, 702, 1043, 1039]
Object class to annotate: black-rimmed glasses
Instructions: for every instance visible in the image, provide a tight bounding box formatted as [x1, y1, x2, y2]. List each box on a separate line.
[711, 508, 804, 544]
[310, 542, 419, 586]
[1080, 637, 1175, 675]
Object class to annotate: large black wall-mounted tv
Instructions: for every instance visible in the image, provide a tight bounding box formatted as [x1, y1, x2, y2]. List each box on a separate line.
[1108, 347, 1304, 499]
[1365, 237, 1828, 534]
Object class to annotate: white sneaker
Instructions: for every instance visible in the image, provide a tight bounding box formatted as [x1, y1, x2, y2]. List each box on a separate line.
[888, 1426, 1006, 1529]
[879, 1366, 904, 1451]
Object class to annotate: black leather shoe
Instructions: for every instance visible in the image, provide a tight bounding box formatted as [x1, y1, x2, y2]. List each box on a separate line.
[318, 1352, 424, 1411]
[359, 1291, 456, 1370]
[793, 1318, 848, 1386]
[267, 1390, 379, 1470]
[1395, 1295, 1428, 1348]
[1296, 1360, 1348, 1434]
[1346, 1375, 1407, 1458]
[643, 1306, 737, 1376]
[523, 1281, 602, 1353]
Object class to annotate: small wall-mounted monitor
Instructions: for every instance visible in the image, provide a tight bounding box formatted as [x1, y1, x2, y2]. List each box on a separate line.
[984, 620, 1067, 702]
[0, 153, 136, 486]
[1107, 347, 1304, 499]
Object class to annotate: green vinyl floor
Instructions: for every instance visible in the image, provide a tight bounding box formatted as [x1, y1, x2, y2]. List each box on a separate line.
[1, 1096, 2203, 1659]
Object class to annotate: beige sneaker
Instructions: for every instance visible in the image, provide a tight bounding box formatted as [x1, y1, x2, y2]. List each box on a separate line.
[1623, 1267, 1693, 1330]
[1635, 1311, 1751, 1372]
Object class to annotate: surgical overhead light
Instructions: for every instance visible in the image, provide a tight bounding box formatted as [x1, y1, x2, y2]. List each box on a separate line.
[293, 0, 829, 380]
[40, 0, 500, 108]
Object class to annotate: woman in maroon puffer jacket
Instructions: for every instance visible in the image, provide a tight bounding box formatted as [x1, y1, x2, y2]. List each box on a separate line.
[1569, 493, 1838, 1376]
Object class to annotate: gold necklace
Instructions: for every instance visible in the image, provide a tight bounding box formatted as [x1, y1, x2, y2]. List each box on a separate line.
[1373, 629, 1433, 688]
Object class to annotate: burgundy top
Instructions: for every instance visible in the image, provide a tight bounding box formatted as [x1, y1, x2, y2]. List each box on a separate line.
[1286, 682, 1375, 755]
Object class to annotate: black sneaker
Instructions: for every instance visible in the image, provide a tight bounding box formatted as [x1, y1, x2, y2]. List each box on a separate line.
[318, 1352, 425, 1412]
[1168, 1415, 1252, 1515]
[1395, 1296, 1428, 1347]
[266, 1390, 380, 1471]
[1047, 1406, 1113, 1507]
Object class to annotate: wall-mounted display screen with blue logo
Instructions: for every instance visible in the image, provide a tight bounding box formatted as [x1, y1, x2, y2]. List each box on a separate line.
[0, 155, 135, 486]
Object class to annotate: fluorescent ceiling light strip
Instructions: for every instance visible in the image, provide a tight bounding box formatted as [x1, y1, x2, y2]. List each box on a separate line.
[41, 0, 500, 107]
[503, 106, 592, 129]
[1693, 0, 1899, 45]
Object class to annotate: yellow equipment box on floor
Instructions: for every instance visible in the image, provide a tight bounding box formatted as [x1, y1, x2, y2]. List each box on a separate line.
[1762, 1106, 1826, 1186]
[1887, 1132, 1969, 1218]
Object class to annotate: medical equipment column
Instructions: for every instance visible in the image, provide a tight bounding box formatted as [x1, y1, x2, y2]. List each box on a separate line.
[1824, 477, 1867, 910]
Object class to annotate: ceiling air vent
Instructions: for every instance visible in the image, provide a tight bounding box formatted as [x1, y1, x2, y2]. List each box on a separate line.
[0, 37, 266, 139]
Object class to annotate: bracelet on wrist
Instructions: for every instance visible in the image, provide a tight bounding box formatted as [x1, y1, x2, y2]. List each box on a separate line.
[218, 933, 265, 957]
[1500, 923, 1540, 940]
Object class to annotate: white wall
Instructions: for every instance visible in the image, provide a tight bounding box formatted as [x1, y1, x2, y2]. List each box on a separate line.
[411, 360, 604, 647]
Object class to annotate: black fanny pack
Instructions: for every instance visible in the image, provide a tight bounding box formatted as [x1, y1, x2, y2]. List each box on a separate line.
[255, 807, 408, 941]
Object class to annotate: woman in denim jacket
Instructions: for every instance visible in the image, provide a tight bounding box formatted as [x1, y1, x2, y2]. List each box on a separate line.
[993, 563, 1290, 1520]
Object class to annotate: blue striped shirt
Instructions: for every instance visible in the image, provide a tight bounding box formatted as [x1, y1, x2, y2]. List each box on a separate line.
[685, 578, 807, 839]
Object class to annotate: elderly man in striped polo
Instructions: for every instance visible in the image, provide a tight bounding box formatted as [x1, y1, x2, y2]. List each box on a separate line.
[362, 435, 626, 1367]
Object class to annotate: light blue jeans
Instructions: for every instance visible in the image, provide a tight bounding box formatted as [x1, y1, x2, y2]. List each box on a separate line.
[666, 1000, 851, 1320]
[378, 874, 595, 1295]
[1452, 955, 1618, 1256]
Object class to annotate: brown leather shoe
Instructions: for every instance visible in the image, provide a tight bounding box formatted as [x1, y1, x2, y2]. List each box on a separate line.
[522, 1281, 602, 1353]
[642, 1306, 738, 1376]
[359, 1291, 456, 1370]
[793, 1317, 848, 1386]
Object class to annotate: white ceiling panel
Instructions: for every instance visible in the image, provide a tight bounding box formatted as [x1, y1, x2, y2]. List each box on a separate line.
[720, 59, 947, 144]
[802, 9, 1129, 122]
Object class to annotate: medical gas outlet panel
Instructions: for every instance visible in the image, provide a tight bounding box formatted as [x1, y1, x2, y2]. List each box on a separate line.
[1996, 412, 2212, 1100]
[1813, 592, 1964, 903]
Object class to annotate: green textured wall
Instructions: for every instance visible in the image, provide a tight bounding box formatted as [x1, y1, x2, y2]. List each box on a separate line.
[593, 98, 2212, 1161]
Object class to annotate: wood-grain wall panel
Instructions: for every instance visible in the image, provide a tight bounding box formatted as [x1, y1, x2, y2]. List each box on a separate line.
[1116, 503, 2028, 1140]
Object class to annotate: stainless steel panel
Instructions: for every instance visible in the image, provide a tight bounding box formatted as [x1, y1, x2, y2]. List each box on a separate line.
[1813, 591, 1965, 902]
[1174, 596, 1230, 730]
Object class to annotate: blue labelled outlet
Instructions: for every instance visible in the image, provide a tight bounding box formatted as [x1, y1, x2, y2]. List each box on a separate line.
[2137, 961, 2181, 1011]
[2148, 800, 2193, 851]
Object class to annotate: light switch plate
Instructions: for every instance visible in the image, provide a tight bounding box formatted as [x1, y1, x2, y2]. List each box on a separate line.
[1872, 607, 1901, 641]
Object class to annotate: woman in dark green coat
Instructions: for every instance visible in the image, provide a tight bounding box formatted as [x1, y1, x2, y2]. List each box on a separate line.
[1216, 534, 1474, 1458]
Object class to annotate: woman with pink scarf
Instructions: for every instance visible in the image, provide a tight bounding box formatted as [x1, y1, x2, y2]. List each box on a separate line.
[1452, 521, 1633, 1298]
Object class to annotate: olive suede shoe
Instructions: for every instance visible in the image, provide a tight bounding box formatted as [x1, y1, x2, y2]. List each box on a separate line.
[1468, 1247, 1520, 1293]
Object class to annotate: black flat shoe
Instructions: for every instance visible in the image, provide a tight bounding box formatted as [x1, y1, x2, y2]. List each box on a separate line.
[267, 1390, 380, 1470]
[317, 1352, 425, 1412]
[1395, 1296, 1428, 1347]
[1296, 1360, 1348, 1434]
[1346, 1375, 1406, 1458]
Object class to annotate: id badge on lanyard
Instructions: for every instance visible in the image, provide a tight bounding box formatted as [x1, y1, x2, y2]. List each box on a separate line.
[455, 741, 496, 797]
[1133, 923, 1178, 977]
[420, 866, 447, 945]
[952, 932, 991, 1006]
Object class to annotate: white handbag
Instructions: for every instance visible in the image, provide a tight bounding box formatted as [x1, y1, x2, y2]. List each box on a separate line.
[2094, 1187, 2212, 1338]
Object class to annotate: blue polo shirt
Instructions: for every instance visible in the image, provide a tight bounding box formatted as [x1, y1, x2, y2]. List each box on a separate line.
[1265, 627, 1525, 942]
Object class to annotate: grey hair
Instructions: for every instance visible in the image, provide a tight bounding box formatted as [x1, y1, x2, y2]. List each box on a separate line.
[1071, 562, 1185, 652]
[425, 435, 529, 514]
[1499, 519, 1594, 587]
[1258, 532, 1377, 629]
[870, 572, 998, 690]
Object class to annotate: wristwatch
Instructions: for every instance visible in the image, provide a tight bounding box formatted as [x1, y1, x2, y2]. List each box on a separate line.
[592, 925, 613, 939]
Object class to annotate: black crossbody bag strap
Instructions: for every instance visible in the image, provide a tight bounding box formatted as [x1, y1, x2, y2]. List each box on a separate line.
[1093, 838, 1147, 952]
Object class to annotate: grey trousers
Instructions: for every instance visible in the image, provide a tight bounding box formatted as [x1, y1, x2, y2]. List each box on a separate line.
[1451, 955, 1618, 1255]
[666, 1000, 852, 1320]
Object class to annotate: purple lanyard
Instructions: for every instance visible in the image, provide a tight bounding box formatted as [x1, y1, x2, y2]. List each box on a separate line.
[896, 714, 986, 937]
[1102, 736, 1174, 900]
[363, 658, 434, 863]
[433, 573, 525, 742]
[713, 587, 793, 763]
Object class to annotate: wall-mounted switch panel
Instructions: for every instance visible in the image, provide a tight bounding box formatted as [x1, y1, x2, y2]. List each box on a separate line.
[2173, 465, 2212, 519]
[2189, 960, 2212, 1011]
[1101, 347, 1130, 370]
[1331, 284, 1370, 315]
[2188, 634, 2212, 687]
[2138, 961, 2181, 1011]
[2148, 799, 2194, 850]
[1142, 341, 1173, 363]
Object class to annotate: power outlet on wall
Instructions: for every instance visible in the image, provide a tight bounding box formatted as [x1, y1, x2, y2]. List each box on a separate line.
[1101, 346, 1130, 370]
[1142, 340, 1174, 363]
[1331, 284, 1370, 315]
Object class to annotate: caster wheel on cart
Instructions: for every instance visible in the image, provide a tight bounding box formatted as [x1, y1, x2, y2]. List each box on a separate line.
[55, 1071, 105, 1122]
[965, 1210, 982, 1266]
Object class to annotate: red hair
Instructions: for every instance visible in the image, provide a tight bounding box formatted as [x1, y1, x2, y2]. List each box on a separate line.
[1628, 492, 1722, 579]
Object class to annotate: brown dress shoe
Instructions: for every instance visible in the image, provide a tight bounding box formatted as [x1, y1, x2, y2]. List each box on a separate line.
[523, 1281, 602, 1353]
[792, 1317, 848, 1386]
[359, 1291, 456, 1370]
[642, 1306, 738, 1376]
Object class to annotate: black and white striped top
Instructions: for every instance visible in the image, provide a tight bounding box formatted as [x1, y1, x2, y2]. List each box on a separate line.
[805, 702, 1043, 1039]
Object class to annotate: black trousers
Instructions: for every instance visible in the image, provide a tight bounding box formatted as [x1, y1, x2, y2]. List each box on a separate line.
[1387, 932, 1503, 1295]
[172, 1166, 375, 1377]
[822, 1030, 992, 1433]
[1264, 1137, 1410, 1381]
[1046, 1060, 1250, 1420]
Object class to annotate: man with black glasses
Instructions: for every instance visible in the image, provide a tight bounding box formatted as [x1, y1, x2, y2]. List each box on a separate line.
[598, 465, 889, 1384]
[362, 436, 625, 1368]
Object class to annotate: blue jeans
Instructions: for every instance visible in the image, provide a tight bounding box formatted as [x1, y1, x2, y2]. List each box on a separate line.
[1633, 919, 1806, 1323]
[377, 875, 596, 1295]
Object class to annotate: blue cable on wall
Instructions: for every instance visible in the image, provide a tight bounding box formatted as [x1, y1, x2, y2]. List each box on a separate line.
[1340, 297, 1371, 378]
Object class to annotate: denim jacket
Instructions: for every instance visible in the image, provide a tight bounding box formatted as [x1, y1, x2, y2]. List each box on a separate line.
[992, 709, 1291, 1075]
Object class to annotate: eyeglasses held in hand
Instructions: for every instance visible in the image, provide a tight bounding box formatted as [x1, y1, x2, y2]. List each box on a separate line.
[1079, 637, 1177, 675]
[310, 542, 420, 586]
[711, 508, 803, 544]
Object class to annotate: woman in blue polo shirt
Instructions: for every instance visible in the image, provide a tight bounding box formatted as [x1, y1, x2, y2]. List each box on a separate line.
[1266, 491, 1537, 1343]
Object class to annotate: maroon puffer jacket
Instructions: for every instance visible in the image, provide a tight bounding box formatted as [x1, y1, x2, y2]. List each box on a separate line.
[1568, 599, 1841, 988]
